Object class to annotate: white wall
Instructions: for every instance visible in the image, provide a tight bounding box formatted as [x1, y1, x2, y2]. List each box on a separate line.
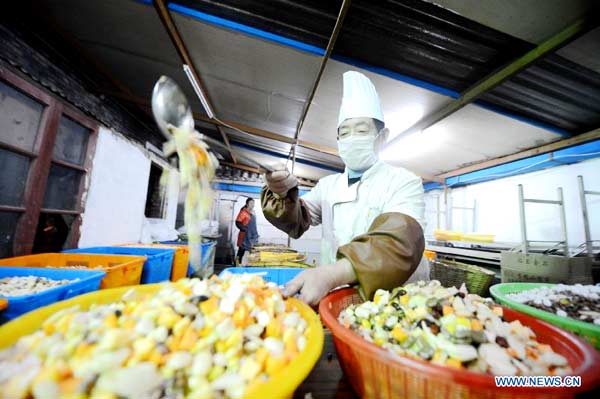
[78, 127, 179, 247]
[424, 158, 600, 248]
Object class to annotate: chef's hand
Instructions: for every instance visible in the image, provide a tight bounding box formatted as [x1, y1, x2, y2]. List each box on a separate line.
[264, 163, 298, 197]
[283, 258, 356, 306]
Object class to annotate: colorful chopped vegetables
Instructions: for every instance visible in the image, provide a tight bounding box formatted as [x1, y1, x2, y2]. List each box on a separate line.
[0, 276, 75, 297]
[0, 272, 310, 398]
[507, 284, 600, 326]
[163, 126, 219, 278]
[338, 280, 572, 376]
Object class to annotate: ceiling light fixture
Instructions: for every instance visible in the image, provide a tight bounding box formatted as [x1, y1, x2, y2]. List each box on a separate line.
[384, 105, 425, 141]
[183, 64, 214, 119]
[380, 125, 447, 162]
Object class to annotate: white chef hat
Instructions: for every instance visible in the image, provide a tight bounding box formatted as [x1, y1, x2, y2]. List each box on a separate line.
[337, 71, 384, 128]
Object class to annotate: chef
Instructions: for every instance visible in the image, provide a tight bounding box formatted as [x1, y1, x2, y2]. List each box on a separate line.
[262, 71, 428, 305]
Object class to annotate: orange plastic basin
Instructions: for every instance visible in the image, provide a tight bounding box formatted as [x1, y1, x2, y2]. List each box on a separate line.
[0, 253, 145, 289]
[319, 288, 600, 399]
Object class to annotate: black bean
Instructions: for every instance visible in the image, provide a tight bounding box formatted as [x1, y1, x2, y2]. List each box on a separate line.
[191, 295, 210, 305]
[327, 352, 333, 362]
[431, 304, 443, 318]
[495, 336, 509, 348]
[391, 288, 407, 299]
[457, 292, 466, 298]
[114, 309, 122, 318]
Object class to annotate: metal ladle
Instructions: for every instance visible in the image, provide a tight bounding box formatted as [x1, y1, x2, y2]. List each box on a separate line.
[151, 76, 274, 173]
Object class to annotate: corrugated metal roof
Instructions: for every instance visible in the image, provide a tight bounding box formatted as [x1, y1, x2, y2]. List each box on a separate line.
[480, 55, 600, 134]
[173, 0, 600, 135]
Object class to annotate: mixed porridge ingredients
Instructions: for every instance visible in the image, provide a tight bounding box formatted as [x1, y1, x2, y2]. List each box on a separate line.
[507, 284, 600, 326]
[0, 272, 310, 399]
[0, 276, 75, 297]
[339, 280, 572, 376]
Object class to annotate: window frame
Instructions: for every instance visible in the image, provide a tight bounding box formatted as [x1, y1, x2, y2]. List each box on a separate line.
[0, 67, 98, 255]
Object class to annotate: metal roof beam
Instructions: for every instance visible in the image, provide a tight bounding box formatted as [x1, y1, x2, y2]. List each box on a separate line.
[99, 89, 340, 156]
[220, 161, 315, 187]
[387, 15, 595, 147]
[438, 127, 600, 179]
[101, 89, 445, 182]
[290, 0, 351, 165]
[152, 0, 237, 163]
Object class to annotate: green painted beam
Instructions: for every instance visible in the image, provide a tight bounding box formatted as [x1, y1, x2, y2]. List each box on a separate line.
[386, 15, 596, 147]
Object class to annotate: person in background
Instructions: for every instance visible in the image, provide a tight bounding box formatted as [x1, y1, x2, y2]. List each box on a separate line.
[261, 71, 428, 305]
[235, 198, 259, 265]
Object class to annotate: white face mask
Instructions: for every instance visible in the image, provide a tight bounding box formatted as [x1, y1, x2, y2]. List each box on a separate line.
[337, 134, 379, 171]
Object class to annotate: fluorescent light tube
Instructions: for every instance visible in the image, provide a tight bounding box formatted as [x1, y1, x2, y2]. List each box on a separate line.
[183, 64, 214, 119]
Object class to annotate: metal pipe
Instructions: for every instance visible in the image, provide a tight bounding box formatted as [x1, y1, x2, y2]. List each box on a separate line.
[436, 194, 440, 230]
[578, 175, 593, 257]
[288, 146, 298, 247]
[387, 15, 594, 147]
[557, 187, 569, 257]
[522, 199, 562, 205]
[472, 199, 477, 232]
[292, 0, 351, 147]
[446, 192, 453, 230]
[518, 184, 528, 255]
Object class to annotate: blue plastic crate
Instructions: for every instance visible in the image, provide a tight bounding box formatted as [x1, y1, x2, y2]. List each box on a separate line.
[160, 241, 216, 276]
[64, 247, 175, 284]
[0, 267, 105, 322]
[219, 267, 303, 286]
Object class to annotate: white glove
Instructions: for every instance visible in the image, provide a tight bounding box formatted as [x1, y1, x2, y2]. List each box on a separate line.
[263, 164, 298, 197]
[283, 258, 356, 306]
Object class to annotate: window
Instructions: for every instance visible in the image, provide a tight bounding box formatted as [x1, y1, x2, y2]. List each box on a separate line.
[0, 68, 97, 257]
[145, 162, 166, 219]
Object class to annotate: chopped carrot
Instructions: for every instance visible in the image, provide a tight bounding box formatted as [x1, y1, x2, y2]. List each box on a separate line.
[149, 350, 164, 366]
[266, 317, 283, 338]
[507, 348, 519, 358]
[59, 378, 81, 394]
[233, 304, 249, 327]
[255, 347, 269, 369]
[166, 336, 180, 352]
[179, 328, 198, 351]
[446, 358, 463, 369]
[122, 319, 136, 329]
[470, 319, 483, 331]
[104, 313, 118, 328]
[525, 347, 539, 360]
[442, 305, 454, 316]
[537, 344, 552, 353]
[200, 297, 219, 314]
